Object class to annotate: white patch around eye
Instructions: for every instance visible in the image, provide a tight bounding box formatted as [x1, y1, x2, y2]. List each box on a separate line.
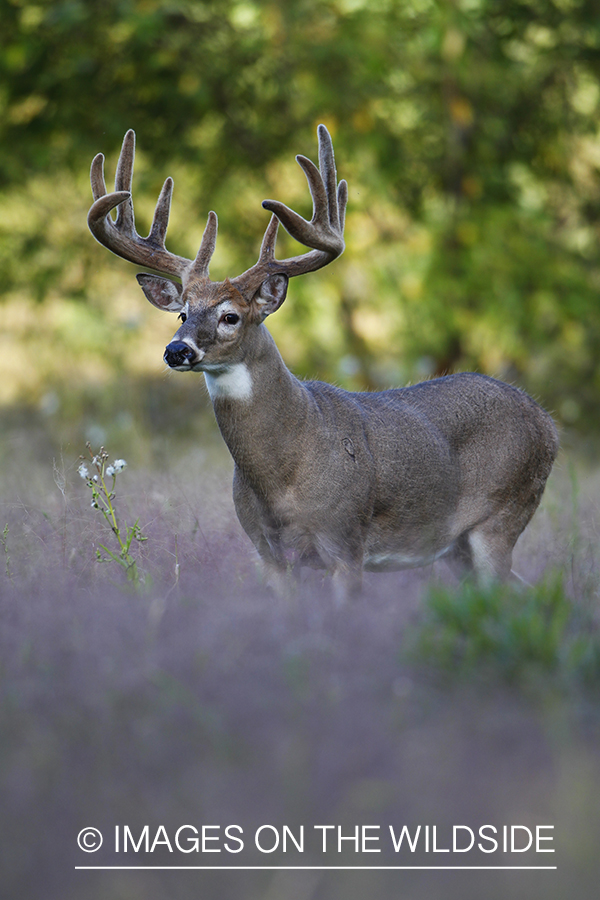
[216, 300, 242, 328]
[204, 363, 253, 401]
[218, 300, 240, 314]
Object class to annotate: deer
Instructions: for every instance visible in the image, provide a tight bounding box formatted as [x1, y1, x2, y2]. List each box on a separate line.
[88, 125, 558, 602]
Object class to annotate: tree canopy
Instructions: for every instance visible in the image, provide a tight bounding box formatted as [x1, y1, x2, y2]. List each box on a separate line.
[2, 0, 600, 429]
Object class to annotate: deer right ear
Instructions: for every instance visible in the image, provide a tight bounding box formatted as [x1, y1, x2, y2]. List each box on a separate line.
[136, 274, 184, 312]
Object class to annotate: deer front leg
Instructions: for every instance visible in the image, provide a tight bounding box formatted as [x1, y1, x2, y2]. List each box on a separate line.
[331, 562, 363, 606]
[314, 532, 365, 605]
[260, 556, 297, 599]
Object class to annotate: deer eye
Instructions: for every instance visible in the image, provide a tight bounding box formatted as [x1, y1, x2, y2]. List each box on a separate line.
[221, 313, 240, 325]
[178, 311, 187, 323]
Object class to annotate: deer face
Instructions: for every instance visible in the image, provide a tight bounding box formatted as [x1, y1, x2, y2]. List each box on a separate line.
[136, 272, 288, 373]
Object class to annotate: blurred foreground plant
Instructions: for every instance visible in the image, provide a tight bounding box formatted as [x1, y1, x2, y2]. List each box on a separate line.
[1, 525, 11, 580]
[411, 577, 600, 695]
[79, 443, 147, 589]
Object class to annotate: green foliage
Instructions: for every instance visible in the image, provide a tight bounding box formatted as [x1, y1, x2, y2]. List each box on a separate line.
[412, 577, 600, 694]
[3, 0, 600, 427]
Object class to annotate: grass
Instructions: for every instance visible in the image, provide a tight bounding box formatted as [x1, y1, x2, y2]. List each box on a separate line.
[412, 577, 600, 695]
[1, 408, 600, 900]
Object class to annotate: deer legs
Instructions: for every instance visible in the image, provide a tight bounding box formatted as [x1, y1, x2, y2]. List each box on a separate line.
[446, 516, 528, 586]
[260, 556, 362, 605]
[331, 564, 363, 606]
[255, 526, 364, 604]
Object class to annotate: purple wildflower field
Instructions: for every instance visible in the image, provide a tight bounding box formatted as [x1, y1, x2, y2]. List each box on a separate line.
[0, 411, 599, 900]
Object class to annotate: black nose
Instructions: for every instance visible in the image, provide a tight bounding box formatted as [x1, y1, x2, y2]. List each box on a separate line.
[164, 341, 196, 368]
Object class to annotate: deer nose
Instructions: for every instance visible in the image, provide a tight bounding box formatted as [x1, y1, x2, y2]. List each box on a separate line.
[164, 341, 196, 368]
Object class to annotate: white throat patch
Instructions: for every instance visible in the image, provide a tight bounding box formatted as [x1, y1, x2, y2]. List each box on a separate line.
[204, 363, 253, 402]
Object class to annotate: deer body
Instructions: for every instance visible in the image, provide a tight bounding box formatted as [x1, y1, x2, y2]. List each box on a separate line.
[88, 127, 558, 599]
[214, 342, 556, 594]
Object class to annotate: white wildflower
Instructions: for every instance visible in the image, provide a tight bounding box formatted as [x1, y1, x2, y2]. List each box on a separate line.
[113, 459, 127, 472]
[91, 499, 98, 508]
[78, 464, 89, 480]
[106, 465, 115, 478]
[92, 474, 99, 483]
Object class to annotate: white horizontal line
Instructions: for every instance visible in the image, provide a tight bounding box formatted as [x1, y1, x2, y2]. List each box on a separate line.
[75, 865, 558, 871]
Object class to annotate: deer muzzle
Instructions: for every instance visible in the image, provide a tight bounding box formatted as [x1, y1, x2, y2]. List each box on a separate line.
[164, 341, 198, 369]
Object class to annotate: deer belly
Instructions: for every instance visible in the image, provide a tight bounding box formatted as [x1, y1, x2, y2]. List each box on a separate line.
[363, 544, 452, 572]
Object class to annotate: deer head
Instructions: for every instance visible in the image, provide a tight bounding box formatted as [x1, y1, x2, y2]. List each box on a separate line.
[88, 126, 347, 374]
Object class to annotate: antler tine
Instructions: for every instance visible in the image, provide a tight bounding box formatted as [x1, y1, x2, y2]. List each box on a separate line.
[259, 214, 280, 261]
[148, 177, 174, 246]
[260, 194, 322, 250]
[317, 123, 340, 229]
[337, 179, 348, 234]
[87, 130, 193, 280]
[296, 155, 329, 227]
[90, 152, 108, 201]
[114, 130, 135, 191]
[114, 129, 136, 233]
[190, 211, 219, 278]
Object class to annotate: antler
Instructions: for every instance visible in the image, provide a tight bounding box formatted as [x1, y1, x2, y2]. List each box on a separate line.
[88, 125, 346, 292]
[88, 129, 217, 281]
[233, 124, 348, 294]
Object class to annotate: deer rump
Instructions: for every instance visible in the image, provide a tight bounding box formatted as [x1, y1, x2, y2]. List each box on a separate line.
[232, 372, 558, 578]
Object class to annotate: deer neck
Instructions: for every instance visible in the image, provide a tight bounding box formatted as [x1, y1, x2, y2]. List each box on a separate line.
[204, 325, 311, 493]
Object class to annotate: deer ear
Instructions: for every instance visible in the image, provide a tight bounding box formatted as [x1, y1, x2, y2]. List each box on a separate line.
[254, 273, 289, 319]
[136, 274, 184, 312]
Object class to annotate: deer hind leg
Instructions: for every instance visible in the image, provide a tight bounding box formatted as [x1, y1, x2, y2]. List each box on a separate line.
[445, 520, 520, 586]
[467, 483, 549, 586]
[447, 510, 536, 587]
[467, 527, 514, 585]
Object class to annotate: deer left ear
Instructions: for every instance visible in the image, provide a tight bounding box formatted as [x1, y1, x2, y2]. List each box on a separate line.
[254, 274, 289, 319]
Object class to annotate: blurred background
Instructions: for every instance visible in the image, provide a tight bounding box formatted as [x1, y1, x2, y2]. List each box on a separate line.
[2, 0, 600, 458]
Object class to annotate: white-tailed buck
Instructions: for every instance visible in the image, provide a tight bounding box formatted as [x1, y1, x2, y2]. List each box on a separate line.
[88, 126, 558, 600]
